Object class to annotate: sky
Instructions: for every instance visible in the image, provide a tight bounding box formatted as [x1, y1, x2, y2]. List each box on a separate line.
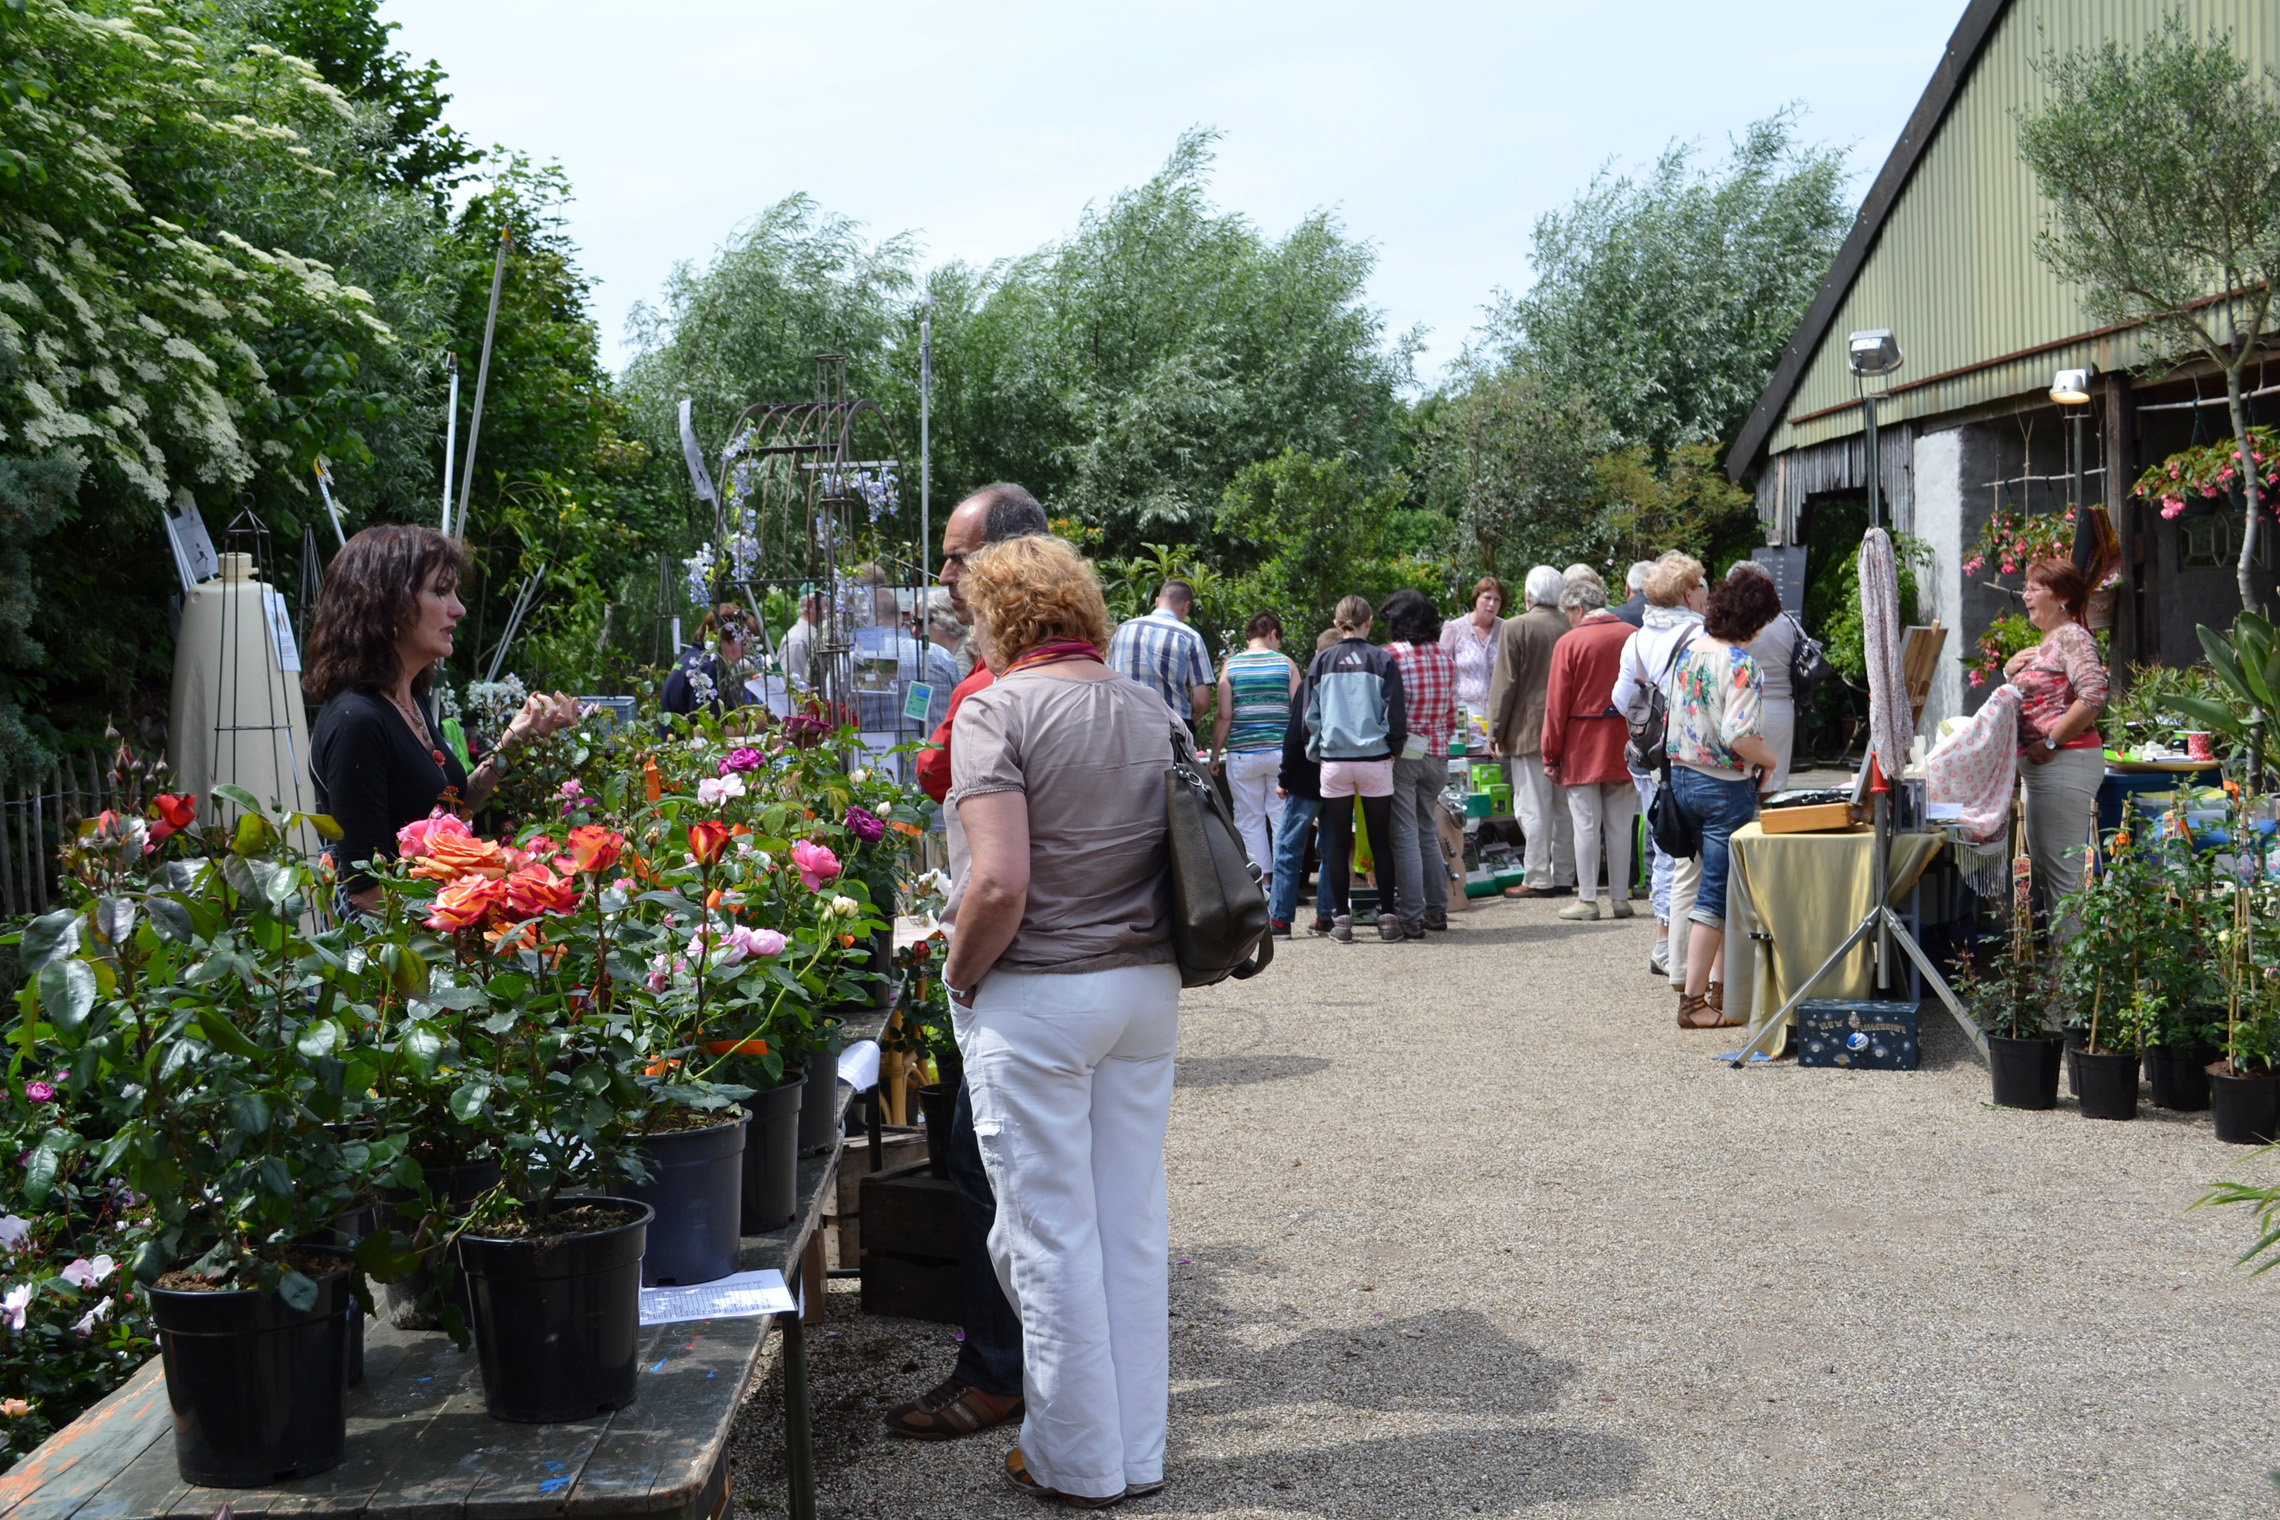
[380, 1, 1966, 386]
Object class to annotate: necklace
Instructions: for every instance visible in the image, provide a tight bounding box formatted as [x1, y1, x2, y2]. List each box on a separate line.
[387, 689, 448, 769]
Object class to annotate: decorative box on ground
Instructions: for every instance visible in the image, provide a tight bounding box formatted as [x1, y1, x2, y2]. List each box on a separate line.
[860, 1161, 961, 1323]
[1797, 999, 1920, 1070]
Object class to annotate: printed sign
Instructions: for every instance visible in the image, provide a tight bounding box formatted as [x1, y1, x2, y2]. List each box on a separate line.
[162, 494, 219, 589]
[261, 590, 301, 672]
[1752, 546, 1808, 615]
[903, 680, 934, 724]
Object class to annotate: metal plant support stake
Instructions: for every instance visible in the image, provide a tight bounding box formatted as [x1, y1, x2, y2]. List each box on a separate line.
[455, 232, 511, 543]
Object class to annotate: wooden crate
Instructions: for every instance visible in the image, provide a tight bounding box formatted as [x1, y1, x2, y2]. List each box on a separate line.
[860, 1160, 961, 1324]
[822, 1125, 930, 1268]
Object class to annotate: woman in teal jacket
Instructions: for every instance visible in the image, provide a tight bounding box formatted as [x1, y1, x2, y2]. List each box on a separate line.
[1301, 595, 1407, 942]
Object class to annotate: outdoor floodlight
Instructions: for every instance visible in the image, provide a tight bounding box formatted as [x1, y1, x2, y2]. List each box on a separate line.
[2050, 367, 2094, 406]
[1846, 329, 1904, 378]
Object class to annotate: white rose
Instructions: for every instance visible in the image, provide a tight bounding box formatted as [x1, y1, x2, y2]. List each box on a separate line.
[830, 894, 861, 919]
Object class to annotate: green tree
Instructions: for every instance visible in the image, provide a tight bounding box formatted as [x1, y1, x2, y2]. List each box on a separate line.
[1212, 450, 1442, 646]
[1589, 441, 1761, 572]
[2016, 17, 2280, 613]
[1480, 110, 1851, 457]
[1418, 366, 1609, 581]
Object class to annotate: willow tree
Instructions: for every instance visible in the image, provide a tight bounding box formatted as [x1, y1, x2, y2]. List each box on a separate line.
[2017, 18, 2280, 613]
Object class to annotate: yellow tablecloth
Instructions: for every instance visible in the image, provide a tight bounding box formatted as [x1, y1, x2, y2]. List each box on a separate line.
[1724, 824, 1945, 1054]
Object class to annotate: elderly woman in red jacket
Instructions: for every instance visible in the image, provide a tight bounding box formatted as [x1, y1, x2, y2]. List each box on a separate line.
[1541, 571, 1639, 923]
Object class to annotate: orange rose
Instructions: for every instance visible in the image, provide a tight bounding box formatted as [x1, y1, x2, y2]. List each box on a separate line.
[426, 874, 507, 933]
[565, 824, 624, 875]
[410, 832, 510, 882]
[688, 821, 731, 866]
[503, 863, 579, 919]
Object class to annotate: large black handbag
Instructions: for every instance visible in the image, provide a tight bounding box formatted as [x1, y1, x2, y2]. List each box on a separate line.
[1647, 760, 1701, 860]
[1164, 728, 1274, 988]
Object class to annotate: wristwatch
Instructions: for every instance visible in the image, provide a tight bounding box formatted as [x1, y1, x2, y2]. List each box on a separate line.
[2043, 735, 2059, 751]
[946, 980, 978, 1006]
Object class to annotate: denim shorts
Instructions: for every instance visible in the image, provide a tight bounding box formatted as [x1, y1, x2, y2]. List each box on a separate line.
[1671, 766, 1760, 928]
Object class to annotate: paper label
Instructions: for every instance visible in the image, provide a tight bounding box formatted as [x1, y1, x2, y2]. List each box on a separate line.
[638, 1269, 796, 1326]
[903, 681, 934, 724]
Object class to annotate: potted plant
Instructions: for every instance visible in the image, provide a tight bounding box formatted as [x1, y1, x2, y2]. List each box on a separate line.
[887, 919, 959, 1178]
[1954, 896, 2060, 1110]
[2077, 988, 2153, 1121]
[21, 791, 406, 1483]
[386, 816, 657, 1424]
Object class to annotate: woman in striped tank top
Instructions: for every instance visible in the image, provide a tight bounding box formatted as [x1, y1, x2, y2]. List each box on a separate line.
[1211, 610, 1301, 887]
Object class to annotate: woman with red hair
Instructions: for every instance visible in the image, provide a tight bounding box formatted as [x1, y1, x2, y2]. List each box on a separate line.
[2003, 558, 2108, 935]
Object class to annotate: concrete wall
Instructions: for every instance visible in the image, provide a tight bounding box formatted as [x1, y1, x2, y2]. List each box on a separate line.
[1912, 426, 1965, 735]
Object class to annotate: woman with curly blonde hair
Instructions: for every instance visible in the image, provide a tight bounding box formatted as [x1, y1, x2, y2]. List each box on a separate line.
[939, 533, 1180, 1508]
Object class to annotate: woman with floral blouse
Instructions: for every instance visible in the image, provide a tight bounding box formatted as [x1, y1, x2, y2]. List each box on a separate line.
[2004, 558, 2107, 938]
[1665, 570, 1784, 1030]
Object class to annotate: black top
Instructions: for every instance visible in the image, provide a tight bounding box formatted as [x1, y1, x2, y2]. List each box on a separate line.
[310, 690, 468, 891]
[660, 645, 747, 721]
[1277, 677, 1321, 802]
[1611, 593, 1647, 628]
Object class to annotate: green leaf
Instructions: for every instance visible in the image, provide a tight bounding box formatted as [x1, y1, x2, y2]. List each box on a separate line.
[571, 1062, 610, 1095]
[410, 987, 488, 1012]
[226, 1092, 271, 1137]
[37, 959, 95, 1034]
[297, 812, 344, 841]
[130, 1240, 167, 1286]
[231, 812, 271, 856]
[211, 783, 263, 817]
[276, 1269, 318, 1314]
[195, 1010, 262, 1059]
[19, 909, 81, 974]
[295, 1020, 340, 1060]
[2168, 696, 2244, 734]
[447, 1082, 490, 1123]
[144, 894, 195, 943]
[257, 1156, 291, 1196]
[403, 1025, 444, 1073]
[22, 1144, 57, 1206]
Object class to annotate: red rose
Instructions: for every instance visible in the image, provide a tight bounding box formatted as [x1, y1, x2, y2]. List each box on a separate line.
[565, 824, 625, 875]
[688, 821, 731, 866]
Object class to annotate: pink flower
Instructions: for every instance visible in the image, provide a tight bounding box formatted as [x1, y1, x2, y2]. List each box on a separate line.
[396, 811, 472, 861]
[1, 1286, 29, 1333]
[59, 1255, 112, 1290]
[720, 748, 764, 774]
[1969, 670, 1986, 688]
[845, 806, 886, 843]
[733, 925, 786, 959]
[558, 780, 582, 799]
[22, 1083, 54, 1105]
[791, 840, 842, 891]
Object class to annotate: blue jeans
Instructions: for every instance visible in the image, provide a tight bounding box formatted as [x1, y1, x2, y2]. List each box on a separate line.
[1269, 796, 1332, 926]
[949, 1076, 1024, 1396]
[1671, 767, 1760, 928]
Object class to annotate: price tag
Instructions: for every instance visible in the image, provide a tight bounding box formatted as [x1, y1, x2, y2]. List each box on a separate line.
[903, 681, 934, 724]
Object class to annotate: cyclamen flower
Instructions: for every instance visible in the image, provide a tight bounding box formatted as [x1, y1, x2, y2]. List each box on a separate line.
[1, 1286, 29, 1333]
[59, 1255, 112, 1290]
[720, 748, 764, 774]
[792, 840, 842, 891]
[22, 1083, 54, 1105]
[696, 774, 746, 806]
[845, 806, 886, 844]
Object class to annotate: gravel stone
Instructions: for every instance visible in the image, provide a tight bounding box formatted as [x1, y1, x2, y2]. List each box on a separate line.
[728, 891, 2280, 1516]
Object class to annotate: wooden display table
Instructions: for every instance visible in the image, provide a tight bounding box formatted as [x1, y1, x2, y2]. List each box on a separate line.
[0, 1114, 850, 1520]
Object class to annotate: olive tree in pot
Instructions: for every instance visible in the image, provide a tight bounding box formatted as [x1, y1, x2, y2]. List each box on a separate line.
[22, 792, 412, 1485]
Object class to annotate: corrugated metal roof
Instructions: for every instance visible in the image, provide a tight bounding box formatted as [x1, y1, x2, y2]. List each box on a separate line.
[1740, 0, 2280, 469]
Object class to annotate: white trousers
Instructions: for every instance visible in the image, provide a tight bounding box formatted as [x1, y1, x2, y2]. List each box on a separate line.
[957, 963, 1182, 1499]
[1223, 748, 1285, 881]
[1565, 781, 1639, 904]
[1510, 754, 1575, 888]
[1668, 853, 1701, 987]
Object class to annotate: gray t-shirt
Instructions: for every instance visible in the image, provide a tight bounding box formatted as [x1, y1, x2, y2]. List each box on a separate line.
[947, 667, 1181, 974]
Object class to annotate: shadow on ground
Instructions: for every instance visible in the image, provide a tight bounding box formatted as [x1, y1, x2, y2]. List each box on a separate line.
[1175, 1055, 1333, 1089]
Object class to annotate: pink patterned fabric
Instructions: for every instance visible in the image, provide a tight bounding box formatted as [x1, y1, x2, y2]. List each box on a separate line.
[1927, 685, 2021, 847]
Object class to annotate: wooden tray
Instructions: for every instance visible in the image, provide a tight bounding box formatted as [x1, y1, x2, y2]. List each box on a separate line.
[1758, 801, 1861, 834]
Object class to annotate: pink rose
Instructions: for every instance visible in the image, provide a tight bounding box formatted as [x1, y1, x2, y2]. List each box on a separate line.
[396, 811, 472, 861]
[791, 840, 842, 892]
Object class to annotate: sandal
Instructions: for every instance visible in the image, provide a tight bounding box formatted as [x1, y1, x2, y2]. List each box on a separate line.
[1677, 992, 1740, 1030]
[1006, 1447, 1125, 1509]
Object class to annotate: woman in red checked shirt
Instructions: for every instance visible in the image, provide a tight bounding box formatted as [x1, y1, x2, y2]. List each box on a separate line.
[2003, 558, 2107, 938]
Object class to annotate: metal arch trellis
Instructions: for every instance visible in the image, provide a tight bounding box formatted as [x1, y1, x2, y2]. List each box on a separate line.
[693, 355, 918, 739]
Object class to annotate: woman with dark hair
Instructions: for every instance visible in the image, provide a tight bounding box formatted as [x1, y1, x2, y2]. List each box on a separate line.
[2003, 557, 2107, 933]
[1210, 609, 1299, 892]
[303, 525, 579, 910]
[1666, 569, 1784, 1030]
[662, 602, 755, 720]
[1382, 589, 1455, 940]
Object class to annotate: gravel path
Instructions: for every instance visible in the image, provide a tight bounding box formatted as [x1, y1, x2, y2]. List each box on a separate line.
[730, 891, 2280, 1518]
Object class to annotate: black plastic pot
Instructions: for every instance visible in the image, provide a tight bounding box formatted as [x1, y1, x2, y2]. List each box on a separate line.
[325, 1204, 377, 1387]
[623, 1114, 747, 1287]
[2212, 1068, 2280, 1145]
[1988, 1034, 2063, 1111]
[915, 1084, 954, 1179]
[150, 1246, 353, 1487]
[2062, 1026, 2090, 1098]
[458, 1199, 652, 1423]
[740, 1070, 807, 1232]
[2144, 1045, 2214, 1112]
[2076, 1049, 2141, 1121]
[383, 1156, 502, 1331]
[796, 1062, 846, 1158]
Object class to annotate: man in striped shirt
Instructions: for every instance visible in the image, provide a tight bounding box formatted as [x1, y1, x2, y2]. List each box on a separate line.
[1106, 580, 1214, 728]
